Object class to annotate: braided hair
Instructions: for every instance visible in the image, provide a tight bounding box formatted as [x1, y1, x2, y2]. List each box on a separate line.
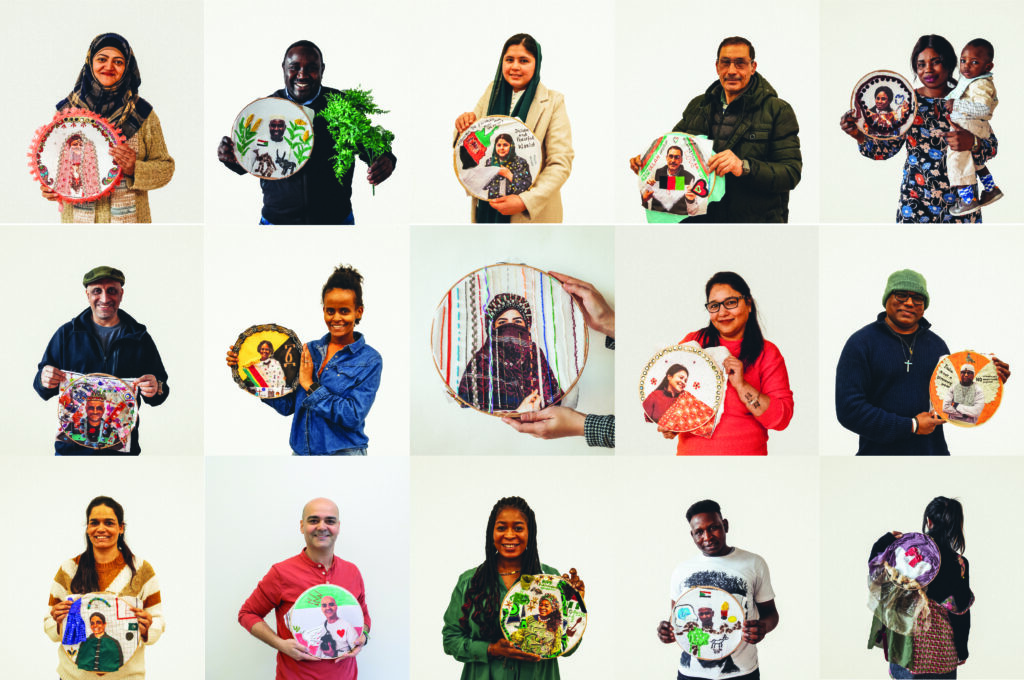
[459, 496, 541, 641]
[71, 496, 138, 593]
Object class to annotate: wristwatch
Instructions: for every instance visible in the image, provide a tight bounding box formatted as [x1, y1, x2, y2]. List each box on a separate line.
[306, 382, 321, 396]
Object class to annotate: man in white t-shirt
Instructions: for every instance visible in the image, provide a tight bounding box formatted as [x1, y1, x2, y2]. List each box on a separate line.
[658, 499, 779, 679]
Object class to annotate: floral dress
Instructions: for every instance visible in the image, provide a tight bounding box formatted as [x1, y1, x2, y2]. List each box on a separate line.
[484, 155, 533, 198]
[859, 92, 997, 223]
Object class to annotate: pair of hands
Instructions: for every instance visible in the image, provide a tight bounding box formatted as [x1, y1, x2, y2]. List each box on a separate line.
[278, 633, 367, 663]
[39, 366, 160, 398]
[226, 344, 317, 392]
[838, 109, 975, 150]
[51, 600, 153, 641]
[656, 618, 768, 645]
[629, 150, 744, 178]
[488, 569, 585, 662]
[41, 147, 136, 202]
[217, 137, 395, 184]
[454, 111, 526, 216]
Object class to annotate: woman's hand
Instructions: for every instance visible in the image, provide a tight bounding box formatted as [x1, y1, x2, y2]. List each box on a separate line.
[299, 343, 314, 391]
[487, 638, 542, 662]
[40, 184, 60, 202]
[489, 195, 526, 216]
[839, 109, 865, 142]
[225, 348, 239, 368]
[455, 112, 477, 134]
[944, 126, 975, 151]
[130, 607, 152, 641]
[562, 567, 585, 600]
[656, 425, 678, 440]
[110, 146, 137, 176]
[722, 355, 746, 391]
[516, 389, 542, 413]
[50, 599, 72, 628]
[497, 167, 514, 181]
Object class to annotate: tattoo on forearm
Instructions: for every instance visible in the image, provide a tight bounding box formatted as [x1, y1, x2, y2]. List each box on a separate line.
[743, 390, 762, 410]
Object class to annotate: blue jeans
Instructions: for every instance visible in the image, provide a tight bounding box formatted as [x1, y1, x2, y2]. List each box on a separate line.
[292, 447, 367, 456]
[889, 662, 956, 679]
[260, 212, 355, 225]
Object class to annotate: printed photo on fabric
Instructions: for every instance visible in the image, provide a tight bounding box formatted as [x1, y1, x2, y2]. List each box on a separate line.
[640, 344, 725, 436]
[230, 324, 302, 399]
[56, 372, 138, 451]
[61, 593, 142, 673]
[671, 585, 745, 660]
[636, 133, 723, 223]
[851, 71, 917, 140]
[929, 350, 1003, 427]
[284, 584, 365, 660]
[232, 97, 315, 180]
[500, 573, 587, 659]
[455, 115, 542, 201]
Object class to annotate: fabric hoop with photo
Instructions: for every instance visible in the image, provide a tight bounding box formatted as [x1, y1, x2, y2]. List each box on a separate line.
[61, 593, 142, 672]
[637, 133, 724, 223]
[639, 344, 725, 434]
[284, 584, 365, 660]
[431, 263, 588, 416]
[57, 372, 138, 452]
[500, 573, 587, 659]
[867, 532, 942, 637]
[230, 324, 302, 399]
[850, 71, 917, 140]
[29, 108, 125, 203]
[671, 586, 745, 660]
[232, 97, 315, 180]
[929, 350, 1003, 427]
[454, 115, 542, 201]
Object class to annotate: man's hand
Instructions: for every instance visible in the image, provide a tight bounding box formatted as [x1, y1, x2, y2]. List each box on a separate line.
[656, 620, 676, 644]
[992, 357, 1011, 383]
[40, 365, 66, 389]
[548, 271, 614, 338]
[299, 343, 314, 391]
[707, 149, 743, 177]
[742, 619, 767, 644]
[487, 638, 542, 661]
[130, 607, 153, 641]
[455, 112, 477, 134]
[217, 136, 245, 171]
[489, 195, 526, 216]
[915, 411, 944, 435]
[629, 154, 642, 174]
[278, 638, 319, 662]
[368, 155, 395, 185]
[110, 146, 137, 176]
[133, 375, 160, 398]
[502, 406, 586, 439]
[839, 110, 866, 143]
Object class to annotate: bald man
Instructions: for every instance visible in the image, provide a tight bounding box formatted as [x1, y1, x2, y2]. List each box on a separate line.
[238, 498, 370, 680]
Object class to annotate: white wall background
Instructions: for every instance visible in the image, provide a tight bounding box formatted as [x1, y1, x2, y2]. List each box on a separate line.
[819, 225, 1021, 454]
[820, 457, 1022, 678]
[205, 457, 409, 680]
[203, 226, 410, 455]
[410, 225, 614, 455]
[1, 0, 204, 224]
[0, 226, 203, 456]
[0, 455, 204, 679]
[819, 0, 1024, 223]
[616, 224, 819, 455]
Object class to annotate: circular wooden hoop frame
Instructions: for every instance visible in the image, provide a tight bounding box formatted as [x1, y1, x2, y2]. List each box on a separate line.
[229, 323, 302, 398]
[929, 350, 1003, 428]
[500, 573, 587, 659]
[850, 70, 918, 141]
[638, 344, 724, 432]
[671, 585, 745, 660]
[453, 115, 541, 200]
[231, 97, 315, 180]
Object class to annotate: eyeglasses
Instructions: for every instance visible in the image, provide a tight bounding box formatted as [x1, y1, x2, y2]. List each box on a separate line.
[716, 58, 752, 70]
[705, 297, 744, 313]
[891, 291, 926, 306]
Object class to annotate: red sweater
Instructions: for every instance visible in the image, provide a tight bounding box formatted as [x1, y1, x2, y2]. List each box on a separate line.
[676, 333, 793, 455]
[238, 550, 371, 680]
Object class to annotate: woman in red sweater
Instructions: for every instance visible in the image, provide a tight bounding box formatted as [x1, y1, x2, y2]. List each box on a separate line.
[660, 271, 794, 455]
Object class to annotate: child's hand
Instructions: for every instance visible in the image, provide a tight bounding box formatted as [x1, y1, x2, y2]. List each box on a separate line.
[944, 99, 954, 113]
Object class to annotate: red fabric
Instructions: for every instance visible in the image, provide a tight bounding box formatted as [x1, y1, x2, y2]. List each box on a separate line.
[911, 600, 960, 674]
[238, 551, 371, 680]
[676, 334, 793, 455]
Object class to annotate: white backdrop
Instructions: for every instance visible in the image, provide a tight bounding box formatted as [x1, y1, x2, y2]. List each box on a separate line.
[0, 456, 204, 680]
[409, 225, 614, 455]
[203, 226, 410, 455]
[820, 457, 1022, 678]
[1, 0, 204, 223]
[205, 457, 409, 680]
[616, 225, 820, 455]
[819, 0, 1024, 223]
[0, 226, 203, 456]
[819, 225, 1021, 454]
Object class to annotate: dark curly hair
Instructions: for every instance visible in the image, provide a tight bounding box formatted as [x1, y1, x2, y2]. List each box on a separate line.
[71, 496, 138, 593]
[459, 496, 541, 641]
[322, 264, 364, 325]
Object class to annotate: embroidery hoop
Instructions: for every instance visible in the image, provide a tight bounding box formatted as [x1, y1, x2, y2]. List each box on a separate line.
[229, 323, 302, 399]
[60, 593, 142, 671]
[850, 70, 918, 140]
[639, 345, 724, 433]
[430, 262, 589, 417]
[929, 350, 1003, 427]
[499, 573, 587, 659]
[671, 585, 745, 660]
[637, 133, 722, 221]
[28, 108, 125, 203]
[57, 372, 138, 451]
[231, 97, 315, 180]
[872, 532, 942, 590]
[454, 115, 542, 201]
[284, 584, 365, 660]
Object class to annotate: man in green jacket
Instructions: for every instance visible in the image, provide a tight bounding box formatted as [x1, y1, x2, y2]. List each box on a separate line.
[631, 36, 802, 222]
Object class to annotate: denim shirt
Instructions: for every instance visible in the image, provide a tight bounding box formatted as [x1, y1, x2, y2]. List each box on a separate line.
[264, 332, 382, 454]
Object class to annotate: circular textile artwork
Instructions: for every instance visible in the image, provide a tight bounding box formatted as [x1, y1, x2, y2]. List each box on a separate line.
[454, 115, 542, 201]
[930, 350, 1003, 427]
[870, 532, 942, 588]
[640, 345, 724, 434]
[850, 71, 917, 140]
[431, 263, 588, 416]
[61, 593, 142, 673]
[29, 108, 124, 203]
[232, 97, 314, 179]
[500, 573, 587, 659]
[637, 133, 723, 222]
[285, 584, 365, 660]
[230, 324, 302, 399]
[57, 372, 138, 451]
[671, 586, 745, 660]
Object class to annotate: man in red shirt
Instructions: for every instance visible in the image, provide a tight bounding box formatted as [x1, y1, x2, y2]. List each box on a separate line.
[238, 498, 370, 680]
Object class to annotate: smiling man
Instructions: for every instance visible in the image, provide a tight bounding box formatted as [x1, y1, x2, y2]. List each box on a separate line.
[836, 269, 1010, 454]
[217, 40, 397, 225]
[33, 266, 169, 455]
[630, 36, 801, 222]
[657, 500, 778, 680]
[239, 498, 370, 680]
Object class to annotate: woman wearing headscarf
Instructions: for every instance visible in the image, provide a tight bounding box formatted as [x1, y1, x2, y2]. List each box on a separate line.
[483, 133, 534, 199]
[41, 33, 174, 222]
[454, 33, 573, 223]
[457, 293, 564, 413]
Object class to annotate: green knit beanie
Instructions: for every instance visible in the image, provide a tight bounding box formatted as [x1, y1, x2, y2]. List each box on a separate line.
[882, 269, 929, 309]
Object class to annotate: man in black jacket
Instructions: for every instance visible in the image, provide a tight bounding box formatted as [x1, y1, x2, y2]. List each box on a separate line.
[630, 37, 801, 222]
[217, 40, 397, 224]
